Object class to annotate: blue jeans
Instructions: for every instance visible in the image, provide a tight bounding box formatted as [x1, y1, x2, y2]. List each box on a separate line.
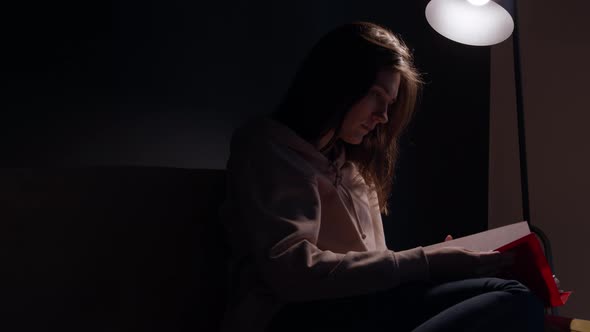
[267, 278, 545, 331]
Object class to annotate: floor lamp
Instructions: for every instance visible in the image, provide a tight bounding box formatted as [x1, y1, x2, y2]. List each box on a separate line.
[424, 0, 558, 314]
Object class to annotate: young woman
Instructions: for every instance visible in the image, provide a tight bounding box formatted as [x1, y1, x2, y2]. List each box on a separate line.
[220, 21, 545, 332]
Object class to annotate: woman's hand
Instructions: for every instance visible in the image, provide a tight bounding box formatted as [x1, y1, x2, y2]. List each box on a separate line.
[424, 247, 514, 282]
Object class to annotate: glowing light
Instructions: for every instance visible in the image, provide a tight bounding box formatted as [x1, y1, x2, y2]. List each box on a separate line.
[467, 0, 490, 6]
[425, 0, 514, 46]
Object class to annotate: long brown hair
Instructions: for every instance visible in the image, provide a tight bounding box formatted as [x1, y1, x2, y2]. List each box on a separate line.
[273, 21, 422, 215]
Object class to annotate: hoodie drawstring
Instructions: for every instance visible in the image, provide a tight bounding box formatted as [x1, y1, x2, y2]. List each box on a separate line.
[330, 161, 367, 240]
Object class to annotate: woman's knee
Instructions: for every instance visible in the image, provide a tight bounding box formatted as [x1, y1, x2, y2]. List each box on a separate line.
[485, 278, 533, 294]
[490, 279, 545, 322]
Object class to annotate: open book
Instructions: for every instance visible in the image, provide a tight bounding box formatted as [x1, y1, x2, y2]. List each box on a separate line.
[424, 221, 571, 308]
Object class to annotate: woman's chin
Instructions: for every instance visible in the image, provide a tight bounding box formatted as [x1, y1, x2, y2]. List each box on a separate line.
[341, 136, 364, 145]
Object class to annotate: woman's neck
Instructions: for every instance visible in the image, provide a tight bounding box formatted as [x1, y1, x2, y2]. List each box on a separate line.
[316, 129, 335, 152]
[317, 130, 342, 161]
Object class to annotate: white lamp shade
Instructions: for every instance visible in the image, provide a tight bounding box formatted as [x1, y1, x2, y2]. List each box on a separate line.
[425, 0, 514, 46]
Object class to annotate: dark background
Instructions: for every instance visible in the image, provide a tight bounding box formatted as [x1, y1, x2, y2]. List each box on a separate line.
[1, 0, 490, 248]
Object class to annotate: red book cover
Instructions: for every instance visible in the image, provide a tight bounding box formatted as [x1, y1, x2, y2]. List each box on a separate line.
[494, 233, 571, 307]
[424, 222, 572, 308]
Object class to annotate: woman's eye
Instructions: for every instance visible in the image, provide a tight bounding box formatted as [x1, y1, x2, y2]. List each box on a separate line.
[370, 91, 381, 100]
[372, 91, 385, 103]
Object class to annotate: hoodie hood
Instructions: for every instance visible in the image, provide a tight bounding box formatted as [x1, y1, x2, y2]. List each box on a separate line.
[238, 115, 348, 185]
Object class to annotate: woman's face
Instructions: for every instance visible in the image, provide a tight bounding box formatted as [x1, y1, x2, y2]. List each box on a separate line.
[339, 69, 401, 144]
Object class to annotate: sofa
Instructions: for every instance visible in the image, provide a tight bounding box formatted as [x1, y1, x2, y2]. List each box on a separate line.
[3, 166, 588, 332]
[1, 167, 228, 332]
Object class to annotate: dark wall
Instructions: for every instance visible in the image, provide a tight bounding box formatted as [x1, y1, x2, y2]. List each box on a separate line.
[2, 0, 490, 247]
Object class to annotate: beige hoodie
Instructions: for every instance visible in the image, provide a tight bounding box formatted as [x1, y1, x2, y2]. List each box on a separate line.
[219, 116, 430, 332]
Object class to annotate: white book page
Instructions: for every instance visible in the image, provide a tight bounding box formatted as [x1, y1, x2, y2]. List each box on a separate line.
[424, 221, 531, 252]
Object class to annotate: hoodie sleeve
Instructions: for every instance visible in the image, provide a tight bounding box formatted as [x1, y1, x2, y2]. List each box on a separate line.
[226, 128, 430, 302]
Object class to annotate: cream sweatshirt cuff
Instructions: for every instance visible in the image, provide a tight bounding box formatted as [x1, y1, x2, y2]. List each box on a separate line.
[390, 246, 430, 284]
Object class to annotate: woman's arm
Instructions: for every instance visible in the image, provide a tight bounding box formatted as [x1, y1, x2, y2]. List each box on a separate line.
[226, 131, 430, 302]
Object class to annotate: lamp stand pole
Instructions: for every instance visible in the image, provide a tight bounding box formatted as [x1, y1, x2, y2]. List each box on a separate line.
[512, 0, 529, 225]
[511, 0, 557, 315]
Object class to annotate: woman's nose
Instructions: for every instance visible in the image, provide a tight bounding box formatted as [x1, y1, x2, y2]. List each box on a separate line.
[374, 109, 388, 124]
